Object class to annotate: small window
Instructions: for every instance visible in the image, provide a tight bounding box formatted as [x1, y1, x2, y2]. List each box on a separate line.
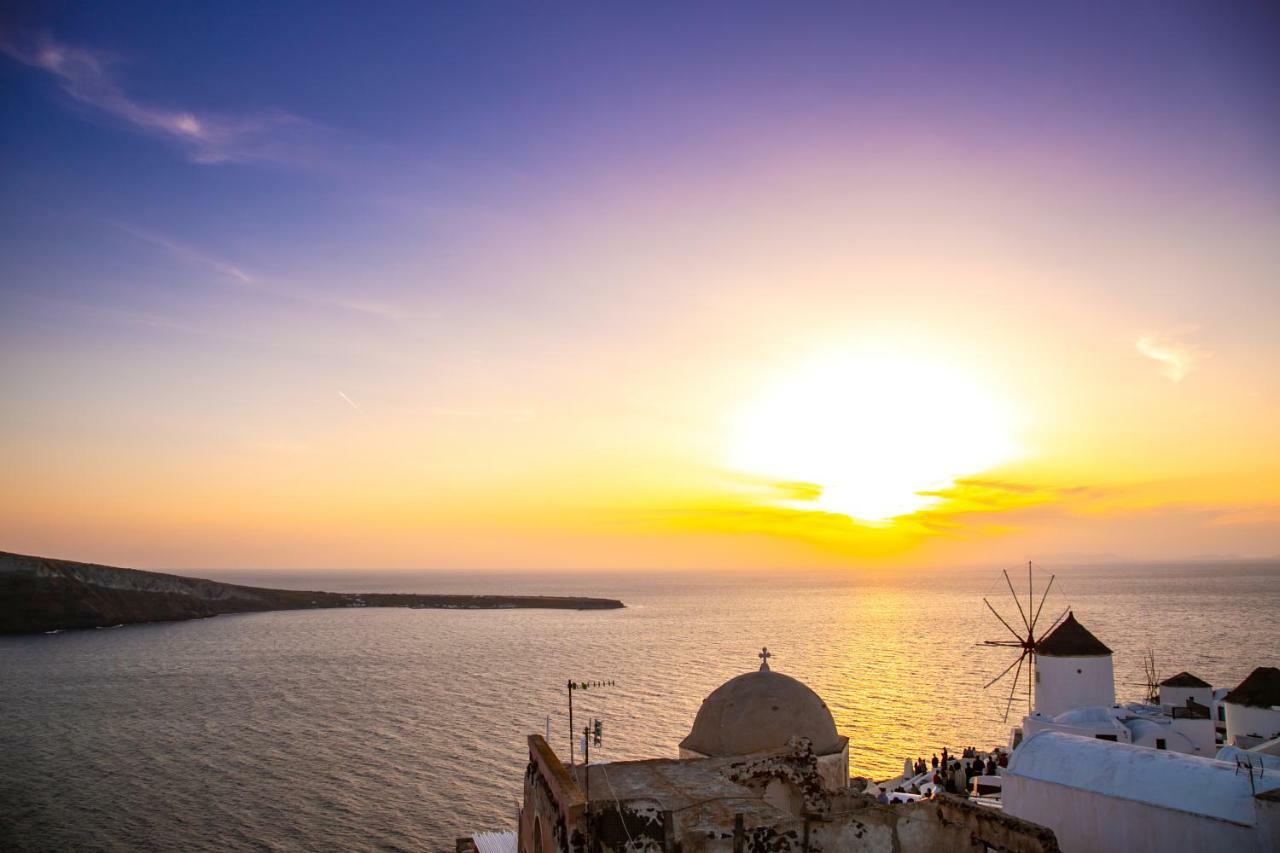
[1035, 670, 1041, 683]
[1076, 668, 1083, 674]
[1095, 734, 1118, 742]
[1156, 739, 1167, 750]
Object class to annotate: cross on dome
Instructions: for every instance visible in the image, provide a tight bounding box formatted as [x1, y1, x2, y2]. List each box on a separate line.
[758, 647, 772, 671]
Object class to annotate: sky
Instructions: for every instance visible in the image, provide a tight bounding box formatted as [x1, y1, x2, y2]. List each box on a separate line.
[2, 2, 1278, 571]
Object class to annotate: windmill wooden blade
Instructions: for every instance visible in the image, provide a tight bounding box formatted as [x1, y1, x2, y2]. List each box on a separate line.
[984, 653, 1026, 689]
[1036, 607, 1071, 643]
[1003, 569, 1031, 632]
[984, 597, 1025, 643]
[1029, 574, 1055, 634]
[1003, 653, 1026, 723]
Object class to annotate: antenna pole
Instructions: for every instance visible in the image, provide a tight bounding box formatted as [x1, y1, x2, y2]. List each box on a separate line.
[583, 722, 591, 813]
[567, 681, 575, 765]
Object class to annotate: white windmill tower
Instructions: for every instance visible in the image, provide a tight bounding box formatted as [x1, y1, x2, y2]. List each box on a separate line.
[981, 562, 1115, 721]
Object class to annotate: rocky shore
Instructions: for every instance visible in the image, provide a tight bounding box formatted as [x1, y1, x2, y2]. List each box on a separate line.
[0, 550, 624, 633]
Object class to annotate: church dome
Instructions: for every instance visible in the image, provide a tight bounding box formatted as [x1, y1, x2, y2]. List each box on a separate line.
[680, 659, 844, 757]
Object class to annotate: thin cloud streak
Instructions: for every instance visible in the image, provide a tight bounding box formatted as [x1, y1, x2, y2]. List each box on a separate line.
[337, 390, 375, 426]
[114, 223, 254, 285]
[113, 222, 406, 322]
[1, 32, 319, 166]
[337, 390, 363, 414]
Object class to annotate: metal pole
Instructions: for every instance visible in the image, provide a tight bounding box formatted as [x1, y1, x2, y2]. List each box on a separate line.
[568, 681, 575, 765]
[583, 724, 592, 850]
[583, 724, 591, 799]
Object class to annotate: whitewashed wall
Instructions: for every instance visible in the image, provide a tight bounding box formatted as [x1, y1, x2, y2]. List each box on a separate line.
[1034, 654, 1114, 717]
[1160, 684, 1214, 710]
[1225, 703, 1280, 747]
[1003, 775, 1274, 853]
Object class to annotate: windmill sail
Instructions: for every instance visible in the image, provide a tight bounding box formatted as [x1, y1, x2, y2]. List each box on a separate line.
[980, 561, 1060, 722]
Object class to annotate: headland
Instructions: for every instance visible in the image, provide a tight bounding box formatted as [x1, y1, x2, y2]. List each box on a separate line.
[0, 550, 624, 633]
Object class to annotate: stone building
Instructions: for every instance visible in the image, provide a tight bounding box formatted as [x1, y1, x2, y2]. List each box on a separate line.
[678, 652, 849, 792]
[518, 733, 1057, 852]
[515, 655, 1059, 852]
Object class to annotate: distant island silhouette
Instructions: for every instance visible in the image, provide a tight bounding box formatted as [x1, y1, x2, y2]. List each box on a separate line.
[0, 550, 624, 633]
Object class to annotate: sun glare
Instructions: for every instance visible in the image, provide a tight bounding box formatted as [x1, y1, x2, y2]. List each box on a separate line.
[728, 352, 1019, 522]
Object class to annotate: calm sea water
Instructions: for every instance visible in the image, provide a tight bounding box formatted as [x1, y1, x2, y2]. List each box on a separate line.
[3, 562, 1278, 851]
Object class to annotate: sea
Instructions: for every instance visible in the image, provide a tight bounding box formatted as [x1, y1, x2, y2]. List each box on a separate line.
[3, 561, 1278, 852]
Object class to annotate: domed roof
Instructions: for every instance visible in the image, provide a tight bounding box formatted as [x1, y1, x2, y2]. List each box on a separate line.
[1052, 706, 1117, 726]
[680, 665, 844, 757]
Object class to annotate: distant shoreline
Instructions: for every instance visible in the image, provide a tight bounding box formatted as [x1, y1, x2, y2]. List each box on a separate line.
[0, 550, 625, 634]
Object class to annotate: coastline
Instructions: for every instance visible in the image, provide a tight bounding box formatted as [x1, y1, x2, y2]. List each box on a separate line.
[0, 550, 625, 634]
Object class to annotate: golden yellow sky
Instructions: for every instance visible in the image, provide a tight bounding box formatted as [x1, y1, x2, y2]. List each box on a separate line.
[3, 15, 1279, 570]
[4, 164, 1278, 570]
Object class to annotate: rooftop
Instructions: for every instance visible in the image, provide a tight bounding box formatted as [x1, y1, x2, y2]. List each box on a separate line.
[1223, 666, 1280, 709]
[1008, 731, 1280, 826]
[1034, 612, 1112, 657]
[1160, 671, 1211, 689]
[568, 752, 801, 832]
[680, 668, 845, 757]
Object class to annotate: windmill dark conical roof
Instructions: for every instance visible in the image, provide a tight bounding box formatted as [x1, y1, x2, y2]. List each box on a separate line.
[1160, 671, 1211, 688]
[1035, 611, 1112, 657]
[1223, 667, 1280, 708]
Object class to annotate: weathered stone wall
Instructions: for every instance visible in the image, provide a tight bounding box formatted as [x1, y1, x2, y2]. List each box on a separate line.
[520, 735, 1059, 853]
[521, 735, 588, 853]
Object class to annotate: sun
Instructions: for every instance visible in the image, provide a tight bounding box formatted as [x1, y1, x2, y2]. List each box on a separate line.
[727, 351, 1019, 522]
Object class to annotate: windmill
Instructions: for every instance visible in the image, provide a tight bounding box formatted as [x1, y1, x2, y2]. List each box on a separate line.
[981, 561, 1069, 722]
[1140, 649, 1160, 704]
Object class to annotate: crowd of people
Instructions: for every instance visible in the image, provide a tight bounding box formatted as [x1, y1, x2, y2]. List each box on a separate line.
[893, 745, 1006, 799]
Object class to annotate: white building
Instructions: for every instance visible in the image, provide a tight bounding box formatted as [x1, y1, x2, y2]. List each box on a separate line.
[678, 650, 850, 792]
[1032, 612, 1114, 717]
[1223, 666, 1280, 749]
[1015, 616, 1218, 757]
[1021, 700, 1217, 757]
[1004, 731, 1280, 853]
[1159, 671, 1214, 710]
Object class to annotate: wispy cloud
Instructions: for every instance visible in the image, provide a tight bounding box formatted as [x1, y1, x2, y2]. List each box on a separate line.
[1, 32, 321, 166]
[1135, 329, 1209, 382]
[114, 223, 253, 284]
[113, 222, 405, 321]
[337, 390, 371, 423]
